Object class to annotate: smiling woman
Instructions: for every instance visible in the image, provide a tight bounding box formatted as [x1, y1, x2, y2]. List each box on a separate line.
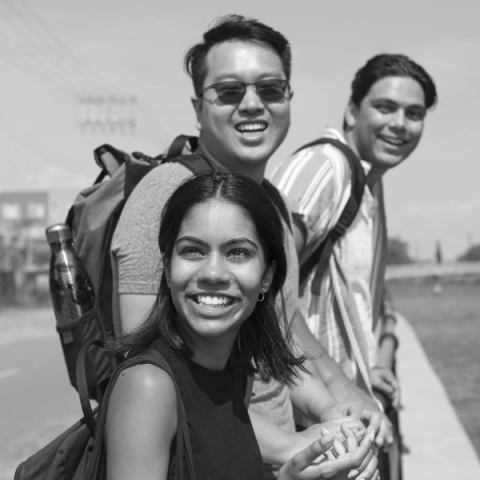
[103, 171, 314, 480]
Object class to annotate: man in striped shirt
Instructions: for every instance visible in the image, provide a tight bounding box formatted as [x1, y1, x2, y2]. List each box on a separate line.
[271, 53, 438, 410]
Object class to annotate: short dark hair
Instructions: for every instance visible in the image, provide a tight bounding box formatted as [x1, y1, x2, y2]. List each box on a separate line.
[110, 171, 306, 387]
[350, 53, 438, 109]
[184, 14, 292, 97]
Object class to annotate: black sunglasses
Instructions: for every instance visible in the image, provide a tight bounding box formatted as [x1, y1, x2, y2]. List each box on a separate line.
[200, 79, 291, 105]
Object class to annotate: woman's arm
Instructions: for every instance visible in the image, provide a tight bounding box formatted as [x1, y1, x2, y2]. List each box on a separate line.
[106, 364, 177, 480]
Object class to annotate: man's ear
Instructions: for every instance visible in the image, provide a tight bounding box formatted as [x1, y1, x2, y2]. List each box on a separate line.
[261, 260, 276, 294]
[344, 100, 358, 130]
[191, 97, 202, 131]
[163, 255, 171, 288]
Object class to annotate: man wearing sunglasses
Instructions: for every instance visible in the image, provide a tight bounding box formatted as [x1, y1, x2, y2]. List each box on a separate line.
[111, 14, 388, 477]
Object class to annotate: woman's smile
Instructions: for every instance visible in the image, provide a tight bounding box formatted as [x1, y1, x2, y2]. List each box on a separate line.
[192, 294, 236, 308]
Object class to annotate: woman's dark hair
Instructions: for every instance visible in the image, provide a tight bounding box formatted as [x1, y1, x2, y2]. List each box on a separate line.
[109, 171, 306, 387]
[184, 14, 292, 98]
[350, 53, 438, 109]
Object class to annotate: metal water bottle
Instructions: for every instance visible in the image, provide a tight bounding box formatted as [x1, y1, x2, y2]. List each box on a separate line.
[46, 223, 95, 390]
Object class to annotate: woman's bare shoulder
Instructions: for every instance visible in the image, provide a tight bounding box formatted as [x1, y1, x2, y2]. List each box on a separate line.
[106, 363, 178, 479]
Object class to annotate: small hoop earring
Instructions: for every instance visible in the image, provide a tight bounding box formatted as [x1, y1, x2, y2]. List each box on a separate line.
[257, 291, 265, 302]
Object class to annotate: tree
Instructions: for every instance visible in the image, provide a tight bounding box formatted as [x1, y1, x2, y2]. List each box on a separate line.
[457, 244, 480, 262]
[387, 237, 414, 265]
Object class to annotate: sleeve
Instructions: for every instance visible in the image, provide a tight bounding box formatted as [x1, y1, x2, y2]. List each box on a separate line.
[269, 145, 352, 264]
[111, 162, 193, 296]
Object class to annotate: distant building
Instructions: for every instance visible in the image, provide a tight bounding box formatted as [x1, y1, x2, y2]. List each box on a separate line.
[0, 188, 79, 301]
[0, 188, 78, 243]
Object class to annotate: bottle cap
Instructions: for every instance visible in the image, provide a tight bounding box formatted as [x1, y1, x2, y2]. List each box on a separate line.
[45, 223, 73, 244]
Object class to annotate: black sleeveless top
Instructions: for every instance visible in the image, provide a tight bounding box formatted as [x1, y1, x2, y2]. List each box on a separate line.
[152, 337, 264, 480]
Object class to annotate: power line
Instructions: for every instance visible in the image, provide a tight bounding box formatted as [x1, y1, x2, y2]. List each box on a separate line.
[14, 0, 167, 138]
[15, 0, 123, 95]
[0, 0, 165, 139]
[0, 1, 90, 91]
[0, 5, 76, 91]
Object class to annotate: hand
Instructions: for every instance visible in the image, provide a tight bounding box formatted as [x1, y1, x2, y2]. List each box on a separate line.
[321, 400, 394, 451]
[371, 367, 401, 411]
[300, 417, 366, 447]
[279, 424, 379, 480]
[360, 407, 394, 451]
[319, 401, 364, 423]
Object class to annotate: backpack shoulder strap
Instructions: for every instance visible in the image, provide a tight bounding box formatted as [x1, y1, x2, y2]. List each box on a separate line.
[165, 135, 199, 159]
[170, 153, 215, 175]
[262, 179, 292, 233]
[298, 137, 366, 288]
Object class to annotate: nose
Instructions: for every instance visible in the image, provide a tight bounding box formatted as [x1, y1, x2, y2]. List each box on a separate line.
[389, 109, 407, 131]
[238, 84, 264, 114]
[199, 253, 229, 284]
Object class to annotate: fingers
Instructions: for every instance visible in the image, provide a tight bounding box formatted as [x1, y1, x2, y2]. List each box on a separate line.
[371, 369, 395, 396]
[361, 409, 393, 449]
[361, 409, 380, 435]
[349, 447, 378, 479]
[332, 436, 346, 457]
[321, 425, 376, 479]
[286, 433, 336, 474]
[391, 382, 401, 410]
[318, 417, 365, 442]
[342, 423, 359, 455]
[280, 424, 379, 480]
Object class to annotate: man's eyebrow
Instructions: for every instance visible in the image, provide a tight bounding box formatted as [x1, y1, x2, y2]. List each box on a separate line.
[372, 97, 425, 109]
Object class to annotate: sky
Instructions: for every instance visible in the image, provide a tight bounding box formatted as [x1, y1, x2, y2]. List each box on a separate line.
[0, 0, 479, 260]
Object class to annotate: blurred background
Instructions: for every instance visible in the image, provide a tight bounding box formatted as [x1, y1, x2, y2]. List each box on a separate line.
[0, 0, 479, 478]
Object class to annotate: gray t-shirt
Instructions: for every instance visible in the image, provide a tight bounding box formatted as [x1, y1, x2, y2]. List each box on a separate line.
[111, 161, 298, 433]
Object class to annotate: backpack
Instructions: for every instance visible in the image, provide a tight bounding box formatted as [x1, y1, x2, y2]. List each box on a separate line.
[295, 137, 366, 292]
[63, 135, 211, 400]
[62, 135, 291, 401]
[14, 340, 196, 480]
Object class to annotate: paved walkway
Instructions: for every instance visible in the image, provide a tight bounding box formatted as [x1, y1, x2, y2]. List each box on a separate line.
[397, 314, 480, 479]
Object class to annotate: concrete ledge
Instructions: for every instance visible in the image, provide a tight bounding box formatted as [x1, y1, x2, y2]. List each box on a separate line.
[386, 261, 480, 280]
[397, 314, 480, 479]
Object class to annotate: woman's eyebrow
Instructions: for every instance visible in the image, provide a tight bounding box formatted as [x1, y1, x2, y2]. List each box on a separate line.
[176, 236, 259, 249]
[222, 238, 258, 249]
[175, 236, 208, 247]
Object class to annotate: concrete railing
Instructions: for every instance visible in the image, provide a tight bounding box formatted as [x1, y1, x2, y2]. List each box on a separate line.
[386, 261, 480, 280]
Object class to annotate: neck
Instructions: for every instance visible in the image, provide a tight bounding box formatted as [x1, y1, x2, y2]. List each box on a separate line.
[344, 129, 387, 189]
[197, 139, 265, 185]
[181, 327, 238, 371]
[190, 338, 235, 370]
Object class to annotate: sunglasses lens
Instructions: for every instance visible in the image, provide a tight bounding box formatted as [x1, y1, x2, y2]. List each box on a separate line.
[212, 80, 288, 104]
[256, 80, 288, 102]
[216, 82, 246, 104]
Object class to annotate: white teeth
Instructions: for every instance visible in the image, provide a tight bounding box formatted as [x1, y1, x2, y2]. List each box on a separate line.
[237, 123, 266, 133]
[196, 295, 231, 306]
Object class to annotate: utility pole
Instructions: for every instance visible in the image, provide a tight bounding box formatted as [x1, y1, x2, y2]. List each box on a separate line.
[76, 94, 137, 135]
